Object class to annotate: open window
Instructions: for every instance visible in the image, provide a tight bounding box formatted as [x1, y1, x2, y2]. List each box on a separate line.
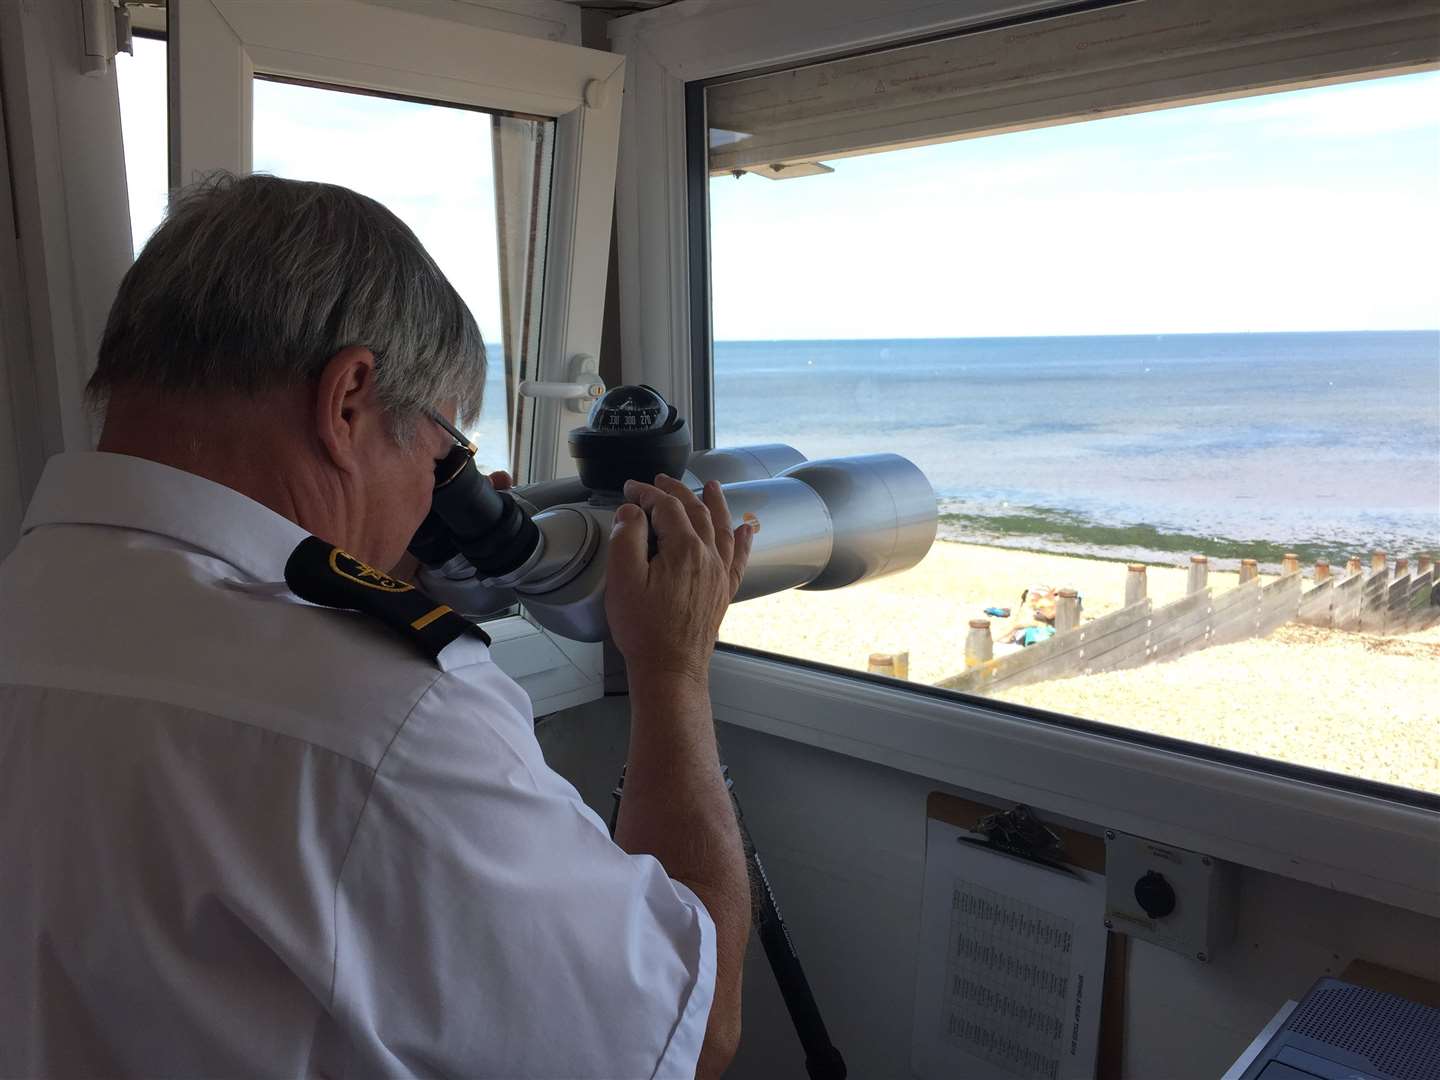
[611, 0, 1440, 915]
[134, 0, 624, 712]
[692, 1, 1440, 796]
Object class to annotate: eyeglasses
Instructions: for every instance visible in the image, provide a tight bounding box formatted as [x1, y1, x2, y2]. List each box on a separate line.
[423, 407, 477, 456]
[423, 407, 477, 487]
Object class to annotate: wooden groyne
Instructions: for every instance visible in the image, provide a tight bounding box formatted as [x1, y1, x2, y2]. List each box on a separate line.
[939, 550, 1438, 696]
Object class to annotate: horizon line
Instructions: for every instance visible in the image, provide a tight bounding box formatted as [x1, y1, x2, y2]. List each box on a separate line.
[711, 328, 1440, 343]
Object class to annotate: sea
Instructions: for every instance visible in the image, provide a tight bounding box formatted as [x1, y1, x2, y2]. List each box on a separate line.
[711, 331, 1440, 570]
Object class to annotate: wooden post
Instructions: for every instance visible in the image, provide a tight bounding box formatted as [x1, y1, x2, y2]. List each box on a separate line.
[1371, 551, 1388, 577]
[964, 621, 992, 667]
[1395, 558, 1409, 579]
[1187, 555, 1209, 595]
[1346, 556, 1363, 577]
[1281, 553, 1300, 576]
[1420, 554, 1434, 575]
[1314, 560, 1330, 583]
[1055, 589, 1081, 632]
[1124, 563, 1147, 607]
[1239, 559, 1259, 584]
[867, 651, 909, 680]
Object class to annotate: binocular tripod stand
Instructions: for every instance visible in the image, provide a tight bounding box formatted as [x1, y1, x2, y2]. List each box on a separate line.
[609, 765, 847, 1080]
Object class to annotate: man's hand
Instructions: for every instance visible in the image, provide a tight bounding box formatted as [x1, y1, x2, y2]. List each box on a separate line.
[606, 473, 755, 1078]
[605, 474, 753, 682]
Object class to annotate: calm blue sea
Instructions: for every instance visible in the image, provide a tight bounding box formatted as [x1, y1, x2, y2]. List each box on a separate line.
[712, 331, 1440, 565]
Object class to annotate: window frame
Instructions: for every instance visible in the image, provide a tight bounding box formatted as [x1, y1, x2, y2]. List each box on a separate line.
[610, 0, 1440, 918]
[167, 0, 623, 713]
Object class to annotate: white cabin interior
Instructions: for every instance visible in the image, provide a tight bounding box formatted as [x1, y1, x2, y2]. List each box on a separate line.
[2, 0, 1437, 1076]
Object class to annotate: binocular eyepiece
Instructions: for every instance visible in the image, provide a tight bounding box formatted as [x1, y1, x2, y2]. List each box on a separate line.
[410, 445, 540, 579]
[407, 386, 938, 642]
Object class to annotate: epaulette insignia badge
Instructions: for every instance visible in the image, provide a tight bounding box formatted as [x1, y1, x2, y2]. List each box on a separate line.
[284, 535, 490, 661]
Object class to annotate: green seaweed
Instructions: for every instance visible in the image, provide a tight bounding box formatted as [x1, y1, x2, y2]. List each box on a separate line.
[937, 507, 1365, 567]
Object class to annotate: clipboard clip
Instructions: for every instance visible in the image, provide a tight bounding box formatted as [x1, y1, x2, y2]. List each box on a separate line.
[962, 804, 1077, 877]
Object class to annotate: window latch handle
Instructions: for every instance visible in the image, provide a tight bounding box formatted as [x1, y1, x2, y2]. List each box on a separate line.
[518, 354, 605, 414]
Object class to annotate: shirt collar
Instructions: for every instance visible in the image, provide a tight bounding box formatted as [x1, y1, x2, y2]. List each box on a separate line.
[21, 451, 311, 583]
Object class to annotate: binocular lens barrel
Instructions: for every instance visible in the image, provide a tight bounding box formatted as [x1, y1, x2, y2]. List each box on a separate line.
[719, 478, 835, 602]
[722, 453, 936, 599]
[784, 454, 937, 590]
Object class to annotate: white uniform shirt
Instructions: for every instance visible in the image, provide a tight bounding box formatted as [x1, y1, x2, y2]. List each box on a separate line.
[0, 452, 714, 1078]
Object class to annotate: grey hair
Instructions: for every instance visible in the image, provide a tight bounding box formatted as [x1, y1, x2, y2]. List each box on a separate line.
[89, 172, 486, 441]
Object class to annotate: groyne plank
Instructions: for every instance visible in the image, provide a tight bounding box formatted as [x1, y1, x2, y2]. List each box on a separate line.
[1085, 590, 1212, 674]
[1297, 578, 1334, 628]
[1332, 572, 1364, 632]
[940, 601, 1153, 695]
[1359, 571, 1391, 634]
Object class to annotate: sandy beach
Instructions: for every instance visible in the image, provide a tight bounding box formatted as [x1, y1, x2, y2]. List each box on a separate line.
[720, 540, 1440, 793]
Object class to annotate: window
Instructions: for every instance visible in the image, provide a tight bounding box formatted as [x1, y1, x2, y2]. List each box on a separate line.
[698, 7, 1440, 797]
[115, 35, 168, 254]
[158, 0, 624, 714]
[252, 80, 553, 474]
[169, 0, 622, 492]
[116, 42, 553, 475]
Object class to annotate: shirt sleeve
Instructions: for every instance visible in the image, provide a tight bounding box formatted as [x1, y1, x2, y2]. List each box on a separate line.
[327, 662, 716, 1079]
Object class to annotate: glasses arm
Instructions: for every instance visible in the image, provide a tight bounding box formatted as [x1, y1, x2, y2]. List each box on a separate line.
[424, 407, 477, 455]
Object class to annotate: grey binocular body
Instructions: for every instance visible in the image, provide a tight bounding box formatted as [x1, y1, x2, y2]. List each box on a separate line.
[418, 444, 937, 642]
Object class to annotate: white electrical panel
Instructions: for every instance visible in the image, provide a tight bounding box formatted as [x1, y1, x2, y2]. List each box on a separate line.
[1104, 830, 1237, 961]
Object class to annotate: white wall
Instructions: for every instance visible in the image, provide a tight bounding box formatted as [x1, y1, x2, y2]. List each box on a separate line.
[538, 694, 1440, 1078]
[0, 0, 135, 556]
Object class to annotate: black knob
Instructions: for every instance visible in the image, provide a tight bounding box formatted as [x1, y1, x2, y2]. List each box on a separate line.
[1134, 870, 1176, 919]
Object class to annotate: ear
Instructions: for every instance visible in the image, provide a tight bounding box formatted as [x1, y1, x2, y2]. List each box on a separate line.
[315, 345, 380, 472]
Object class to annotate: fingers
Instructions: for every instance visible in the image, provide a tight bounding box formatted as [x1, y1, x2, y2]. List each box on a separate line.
[487, 469, 513, 491]
[700, 480, 734, 565]
[654, 474, 716, 544]
[606, 502, 650, 592]
[729, 520, 754, 597]
[623, 476, 716, 546]
[620, 479, 668, 515]
[623, 479, 695, 549]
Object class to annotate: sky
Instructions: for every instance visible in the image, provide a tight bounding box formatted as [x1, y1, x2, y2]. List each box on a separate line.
[118, 40, 1439, 342]
[708, 71, 1440, 339]
[116, 38, 511, 344]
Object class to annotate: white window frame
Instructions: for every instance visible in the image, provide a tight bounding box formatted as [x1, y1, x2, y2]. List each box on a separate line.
[610, 0, 1440, 917]
[169, 0, 625, 714]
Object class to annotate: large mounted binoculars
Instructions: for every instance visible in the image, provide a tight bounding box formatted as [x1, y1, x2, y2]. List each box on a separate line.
[408, 385, 938, 642]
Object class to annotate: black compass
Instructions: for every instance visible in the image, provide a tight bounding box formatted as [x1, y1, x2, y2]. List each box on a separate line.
[587, 384, 669, 433]
[569, 384, 692, 493]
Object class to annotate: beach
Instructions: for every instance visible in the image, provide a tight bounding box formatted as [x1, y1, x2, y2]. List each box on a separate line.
[719, 539, 1440, 793]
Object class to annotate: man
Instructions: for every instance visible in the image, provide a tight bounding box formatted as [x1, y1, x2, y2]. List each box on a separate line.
[0, 175, 752, 1077]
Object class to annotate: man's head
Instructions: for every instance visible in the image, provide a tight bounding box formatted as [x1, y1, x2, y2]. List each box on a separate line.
[91, 174, 485, 569]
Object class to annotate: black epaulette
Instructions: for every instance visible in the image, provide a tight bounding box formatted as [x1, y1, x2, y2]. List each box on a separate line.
[284, 535, 489, 661]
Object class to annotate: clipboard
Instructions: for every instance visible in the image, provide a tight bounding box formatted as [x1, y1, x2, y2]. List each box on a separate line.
[926, 792, 1128, 1080]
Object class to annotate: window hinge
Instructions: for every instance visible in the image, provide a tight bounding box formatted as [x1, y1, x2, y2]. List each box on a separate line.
[80, 0, 132, 77]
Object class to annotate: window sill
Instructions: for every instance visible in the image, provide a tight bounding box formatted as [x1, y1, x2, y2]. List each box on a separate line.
[486, 613, 603, 716]
[709, 647, 1440, 918]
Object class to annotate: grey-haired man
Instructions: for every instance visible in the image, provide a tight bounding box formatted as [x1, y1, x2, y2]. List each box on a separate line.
[0, 175, 751, 1078]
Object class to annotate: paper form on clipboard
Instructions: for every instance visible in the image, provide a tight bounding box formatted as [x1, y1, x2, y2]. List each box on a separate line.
[911, 817, 1108, 1080]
